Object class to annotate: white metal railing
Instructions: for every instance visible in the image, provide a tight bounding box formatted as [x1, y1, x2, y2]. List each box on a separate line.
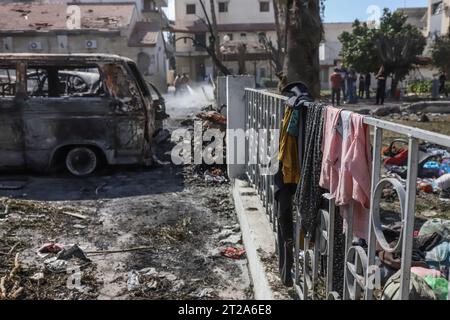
[243, 88, 450, 300]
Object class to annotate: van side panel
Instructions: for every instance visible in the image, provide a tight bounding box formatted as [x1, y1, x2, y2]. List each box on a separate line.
[0, 98, 25, 168]
[23, 97, 116, 170]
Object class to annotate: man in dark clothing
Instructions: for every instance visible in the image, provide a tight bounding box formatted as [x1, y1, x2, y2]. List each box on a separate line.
[439, 72, 448, 97]
[376, 66, 387, 105]
[365, 72, 372, 99]
[358, 74, 365, 99]
[330, 68, 343, 106]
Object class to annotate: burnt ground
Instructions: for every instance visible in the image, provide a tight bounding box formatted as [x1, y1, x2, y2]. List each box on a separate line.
[0, 116, 252, 300]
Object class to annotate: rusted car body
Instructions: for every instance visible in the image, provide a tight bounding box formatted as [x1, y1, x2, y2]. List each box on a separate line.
[0, 54, 159, 176]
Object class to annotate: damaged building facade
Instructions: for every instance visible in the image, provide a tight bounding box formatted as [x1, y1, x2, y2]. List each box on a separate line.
[171, 0, 278, 85]
[0, 1, 170, 91]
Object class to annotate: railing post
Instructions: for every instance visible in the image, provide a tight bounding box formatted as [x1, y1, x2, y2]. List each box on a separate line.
[326, 197, 336, 295]
[365, 126, 383, 300]
[343, 203, 354, 300]
[399, 137, 419, 300]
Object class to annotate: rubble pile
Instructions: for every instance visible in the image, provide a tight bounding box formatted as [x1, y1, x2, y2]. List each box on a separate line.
[382, 141, 450, 203]
[196, 111, 227, 131]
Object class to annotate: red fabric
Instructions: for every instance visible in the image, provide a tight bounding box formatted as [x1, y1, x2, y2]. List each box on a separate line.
[384, 149, 409, 166]
[330, 73, 343, 89]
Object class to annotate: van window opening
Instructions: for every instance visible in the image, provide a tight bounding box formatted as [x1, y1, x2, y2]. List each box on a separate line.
[27, 66, 104, 98]
[127, 62, 150, 97]
[0, 67, 17, 97]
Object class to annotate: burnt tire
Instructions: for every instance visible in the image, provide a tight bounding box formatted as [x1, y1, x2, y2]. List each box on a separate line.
[65, 147, 98, 177]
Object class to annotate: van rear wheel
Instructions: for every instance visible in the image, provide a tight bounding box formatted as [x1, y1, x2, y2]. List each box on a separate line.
[65, 147, 98, 177]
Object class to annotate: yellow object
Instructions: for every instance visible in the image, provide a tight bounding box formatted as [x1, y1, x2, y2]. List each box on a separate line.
[278, 106, 300, 184]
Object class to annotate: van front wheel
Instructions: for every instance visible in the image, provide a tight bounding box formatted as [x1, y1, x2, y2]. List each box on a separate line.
[65, 147, 98, 177]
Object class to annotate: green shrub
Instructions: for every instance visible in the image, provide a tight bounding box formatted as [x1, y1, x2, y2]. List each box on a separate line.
[408, 80, 432, 94]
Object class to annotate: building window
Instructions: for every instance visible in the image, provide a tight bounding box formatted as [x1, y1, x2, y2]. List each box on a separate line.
[137, 52, 151, 76]
[194, 33, 207, 51]
[260, 68, 266, 78]
[143, 0, 157, 11]
[219, 2, 228, 13]
[240, 33, 247, 38]
[226, 33, 234, 41]
[432, 1, 444, 15]
[186, 4, 196, 14]
[260, 1, 270, 12]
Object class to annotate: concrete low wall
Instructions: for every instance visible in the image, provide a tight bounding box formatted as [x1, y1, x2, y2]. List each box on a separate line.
[226, 75, 255, 180]
[404, 101, 450, 114]
[233, 179, 275, 300]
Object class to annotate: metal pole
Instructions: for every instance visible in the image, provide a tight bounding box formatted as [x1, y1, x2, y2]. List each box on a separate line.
[365, 126, 383, 300]
[399, 137, 419, 300]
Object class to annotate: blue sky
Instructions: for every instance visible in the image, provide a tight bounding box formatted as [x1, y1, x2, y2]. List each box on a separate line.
[163, 0, 428, 22]
[323, 0, 428, 22]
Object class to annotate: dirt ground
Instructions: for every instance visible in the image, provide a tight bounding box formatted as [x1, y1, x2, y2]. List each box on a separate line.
[0, 107, 252, 300]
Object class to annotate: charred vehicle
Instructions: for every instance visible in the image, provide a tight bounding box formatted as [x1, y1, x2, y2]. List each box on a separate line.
[0, 54, 165, 176]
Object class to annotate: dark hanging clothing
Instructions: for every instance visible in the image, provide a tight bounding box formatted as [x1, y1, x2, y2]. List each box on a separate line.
[294, 102, 326, 236]
[275, 179, 297, 287]
[274, 82, 312, 287]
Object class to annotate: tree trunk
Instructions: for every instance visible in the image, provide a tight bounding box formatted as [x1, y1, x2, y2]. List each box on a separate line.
[237, 44, 247, 75]
[209, 0, 221, 77]
[272, 0, 285, 72]
[279, 0, 323, 98]
[390, 75, 400, 99]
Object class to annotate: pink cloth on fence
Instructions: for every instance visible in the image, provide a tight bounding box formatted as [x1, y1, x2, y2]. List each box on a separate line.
[319, 106, 342, 196]
[320, 107, 373, 239]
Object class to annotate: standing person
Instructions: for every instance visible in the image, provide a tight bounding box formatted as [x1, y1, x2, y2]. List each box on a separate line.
[439, 72, 448, 97]
[375, 66, 387, 105]
[346, 68, 357, 104]
[330, 68, 343, 106]
[173, 73, 181, 96]
[340, 68, 348, 102]
[180, 73, 190, 94]
[358, 74, 365, 99]
[365, 72, 372, 99]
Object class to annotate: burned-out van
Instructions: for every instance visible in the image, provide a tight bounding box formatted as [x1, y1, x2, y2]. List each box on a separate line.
[0, 54, 166, 176]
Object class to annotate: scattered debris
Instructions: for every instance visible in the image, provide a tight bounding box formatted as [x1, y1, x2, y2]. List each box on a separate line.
[196, 111, 227, 130]
[62, 211, 88, 220]
[204, 168, 227, 184]
[56, 244, 91, 262]
[127, 270, 141, 291]
[86, 246, 155, 256]
[0, 253, 24, 300]
[37, 243, 64, 255]
[220, 247, 246, 260]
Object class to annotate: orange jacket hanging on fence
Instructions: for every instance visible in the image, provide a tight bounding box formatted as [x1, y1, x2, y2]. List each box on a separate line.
[278, 106, 301, 184]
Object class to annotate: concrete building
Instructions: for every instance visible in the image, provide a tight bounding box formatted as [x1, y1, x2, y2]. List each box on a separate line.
[171, 0, 277, 85]
[0, 1, 170, 91]
[427, 0, 450, 36]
